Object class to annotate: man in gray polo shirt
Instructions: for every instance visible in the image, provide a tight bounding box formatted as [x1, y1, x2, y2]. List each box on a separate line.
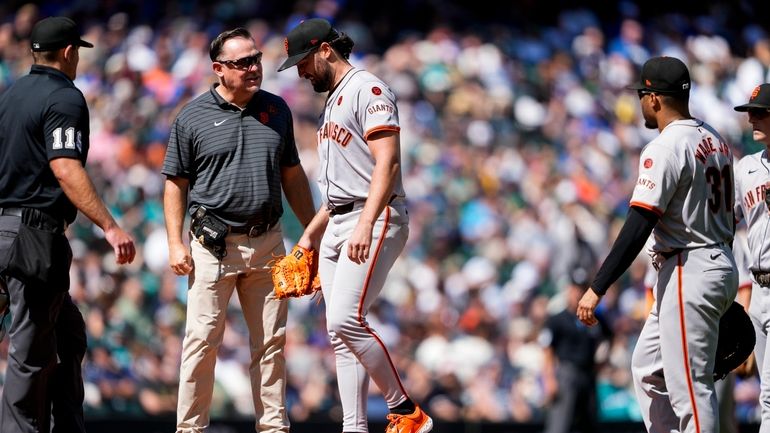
[162, 27, 316, 433]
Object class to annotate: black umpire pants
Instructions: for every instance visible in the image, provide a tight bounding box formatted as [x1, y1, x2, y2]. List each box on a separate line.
[544, 362, 598, 433]
[0, 212, 87, 433]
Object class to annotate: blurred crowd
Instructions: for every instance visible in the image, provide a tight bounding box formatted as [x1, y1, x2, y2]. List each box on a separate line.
[0, 0, 768, 425]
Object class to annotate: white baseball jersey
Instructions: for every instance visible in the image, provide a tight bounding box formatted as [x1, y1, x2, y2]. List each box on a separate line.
[733, 151, 770, 433]
[631, 119, 735, 253]
[313, 67, 414, 432]
[316, 68, 406, 207]
[734, 149, 770, 272]
[630, 118, 738, 433]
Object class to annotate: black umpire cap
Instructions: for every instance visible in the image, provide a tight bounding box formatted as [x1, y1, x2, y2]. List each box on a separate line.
[277, 18, 339, 71]
[734, 84, 770, 112]
[628, 56, 691, 94]
[30, 16, 93, 52]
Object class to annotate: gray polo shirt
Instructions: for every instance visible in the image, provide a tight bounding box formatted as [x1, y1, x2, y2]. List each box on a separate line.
[162, 85, 299, 226]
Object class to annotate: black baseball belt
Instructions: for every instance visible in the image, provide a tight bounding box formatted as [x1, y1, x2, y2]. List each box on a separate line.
[191, 206, 279, 239]
[0, 207, 67, 234]
[229, 217, 279, 237]
[328, 195, 398, 216]
[753, 271, 770, 287]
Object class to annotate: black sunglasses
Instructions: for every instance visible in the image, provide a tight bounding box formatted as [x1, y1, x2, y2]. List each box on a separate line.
[748, 108, 770, 119]
[217, 53, 262, 69]
[637, 90, 655, 99]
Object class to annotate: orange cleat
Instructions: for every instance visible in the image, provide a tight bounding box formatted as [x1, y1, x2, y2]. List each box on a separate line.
[385, 405, 433, 433]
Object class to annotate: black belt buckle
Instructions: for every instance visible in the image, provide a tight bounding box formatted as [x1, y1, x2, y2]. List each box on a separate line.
[753, 271, 770, 287]
[247, 223, 268, 237]
[231, 217, 276, 237]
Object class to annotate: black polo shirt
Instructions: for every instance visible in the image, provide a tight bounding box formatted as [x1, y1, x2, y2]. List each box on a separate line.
[0, 65, 90, 224]
[543, 309, 611, 370]
[162, 85, 300, 227]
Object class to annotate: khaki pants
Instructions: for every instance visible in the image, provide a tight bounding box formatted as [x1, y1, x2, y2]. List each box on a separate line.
[176, 225, 288, 433]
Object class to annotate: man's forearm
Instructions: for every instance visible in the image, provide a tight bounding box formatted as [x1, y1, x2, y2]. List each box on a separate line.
[163, 177, 189, 244]
[50, 158, 117, 230]
[360, 159, 398, 225]
[298, 207, 330, 250]
[591, 206, 658, 295]
[281, 164, 316, 226]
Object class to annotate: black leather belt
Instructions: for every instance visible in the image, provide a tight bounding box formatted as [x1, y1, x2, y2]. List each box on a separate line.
[329, 195, 398, 216]
[0, 207, 67, 234]
[329, 202, 355, 216]
[0, 208, 23, 217]
[191, 206, 278, 239]
[753, 271, 770, 287]
[229, 217, 279, 237]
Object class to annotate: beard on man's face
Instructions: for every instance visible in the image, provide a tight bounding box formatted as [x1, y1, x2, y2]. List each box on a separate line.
[642, 110, 657, 130]
[312, 66, 334, 93]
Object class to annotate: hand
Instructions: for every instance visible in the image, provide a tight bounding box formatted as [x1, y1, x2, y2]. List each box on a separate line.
[104, 227, 136, 264]
[347, 221, 373, 264]
[298, 228, 322, 252]
[168, 241, 192, 275]
[297, 236, 313, 252]
[577, 288, 601, 326]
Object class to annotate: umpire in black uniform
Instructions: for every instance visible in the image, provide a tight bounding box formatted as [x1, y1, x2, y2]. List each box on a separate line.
[540, 270, 612, 433]
[0, 16, 135, 433]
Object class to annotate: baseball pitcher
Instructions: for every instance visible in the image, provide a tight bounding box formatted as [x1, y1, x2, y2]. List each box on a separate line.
[277, 18, 432, 433]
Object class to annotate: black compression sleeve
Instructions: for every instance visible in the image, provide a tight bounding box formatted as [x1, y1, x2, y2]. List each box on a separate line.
[590, 206, 659, 296]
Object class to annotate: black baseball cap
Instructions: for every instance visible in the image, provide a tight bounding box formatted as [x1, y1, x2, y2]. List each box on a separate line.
[277, 18, 338, 71]
[627, 56, 691, 94]
[734, 84, 770, 111]
[30, 17, 93, 52]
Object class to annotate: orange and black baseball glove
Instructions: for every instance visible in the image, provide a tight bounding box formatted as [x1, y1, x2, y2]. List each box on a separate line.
[271, 245, 321, 299]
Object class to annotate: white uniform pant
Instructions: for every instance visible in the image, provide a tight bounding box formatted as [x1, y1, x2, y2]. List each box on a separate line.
[750, 281, 770, 433]
[319, 203, 409, 432]
[632, 244, 737, 433]
[177, 226, 288, 433]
